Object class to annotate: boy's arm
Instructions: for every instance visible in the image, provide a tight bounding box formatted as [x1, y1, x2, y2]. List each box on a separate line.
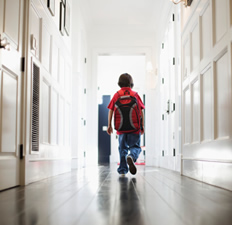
[141, 110, 144, 135]
[107, 109, 113, 135]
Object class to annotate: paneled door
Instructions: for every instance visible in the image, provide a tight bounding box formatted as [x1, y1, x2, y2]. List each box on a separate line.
[0, 0, 24, 190]
[160, 15, 177, 170]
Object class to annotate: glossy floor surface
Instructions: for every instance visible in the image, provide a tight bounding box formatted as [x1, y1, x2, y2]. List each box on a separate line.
[0, 165, 232, 225]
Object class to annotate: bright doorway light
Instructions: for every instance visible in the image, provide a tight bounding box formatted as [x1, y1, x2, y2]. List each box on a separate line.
[97, 54, 146, 96]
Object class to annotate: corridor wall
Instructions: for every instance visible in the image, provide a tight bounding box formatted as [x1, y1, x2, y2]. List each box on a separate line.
[181, 0, 232, 190]
[23, 0, 73, 184]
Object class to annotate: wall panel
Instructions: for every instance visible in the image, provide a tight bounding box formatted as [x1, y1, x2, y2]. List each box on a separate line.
[4, 0, 20, 46]
[201, 68, 213, 142]
[51, 40, 59, 81]
[59, 54, 65, 87]
[184, 87, 191, 144]
[192, 79, 200, 143]
[65, 63, 71, 95]
[59, 97, 65, 145]
[191, 22, 200, 71]
[215, 51, 230, 139]
[30, 5, 41, 60]
[51, 89, 58, 145]
[1, 72, 17, 153]
[213, 0, 227, 45]
[230, 0, 232, 26]
[65, 104, 71, 146]
[183, 39, 190, 79]
[42, 80, 50, 144]
[200, 4, 211, 60]
[42, 24, 51, 72]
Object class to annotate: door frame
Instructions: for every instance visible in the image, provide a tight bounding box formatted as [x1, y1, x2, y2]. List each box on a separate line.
[92, 48, 152, 165]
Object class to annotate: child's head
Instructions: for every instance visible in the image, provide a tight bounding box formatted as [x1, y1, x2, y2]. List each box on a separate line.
[118, 73, 134, 88]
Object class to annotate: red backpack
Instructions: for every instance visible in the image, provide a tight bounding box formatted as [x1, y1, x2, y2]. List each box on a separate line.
[114, 89, 142, 133]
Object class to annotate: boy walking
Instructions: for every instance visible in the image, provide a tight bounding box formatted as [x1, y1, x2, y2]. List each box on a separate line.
[107, 73, 145, 175]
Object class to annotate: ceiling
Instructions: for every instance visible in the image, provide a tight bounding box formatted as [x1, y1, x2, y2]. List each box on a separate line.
[78, 0, 170, 33]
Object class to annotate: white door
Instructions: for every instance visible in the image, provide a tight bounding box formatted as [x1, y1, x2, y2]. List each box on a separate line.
[160, 13, 178, 171]
[0, 0, 23, 190]
[79, 34, 88, 167]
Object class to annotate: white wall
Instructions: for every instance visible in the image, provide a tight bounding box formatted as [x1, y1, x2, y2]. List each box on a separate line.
[24, 0, 73, 184]
[181, 0, 232, 191]
[151, 1, 232, 192]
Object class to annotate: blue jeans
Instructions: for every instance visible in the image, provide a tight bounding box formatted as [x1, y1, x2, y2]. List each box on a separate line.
[117, 133, 141, 174]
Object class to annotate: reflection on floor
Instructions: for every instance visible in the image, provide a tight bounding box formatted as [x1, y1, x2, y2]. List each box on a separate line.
[0, 165, 232, 225]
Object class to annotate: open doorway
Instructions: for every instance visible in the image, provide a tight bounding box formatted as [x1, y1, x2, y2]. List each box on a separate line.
[97, 54, 146, 165]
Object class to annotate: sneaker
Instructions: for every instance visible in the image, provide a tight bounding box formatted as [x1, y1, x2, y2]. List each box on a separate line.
[127, 155, 137, 175]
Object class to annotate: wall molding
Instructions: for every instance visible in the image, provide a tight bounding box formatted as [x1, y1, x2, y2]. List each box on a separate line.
[182, 158, 232, 163]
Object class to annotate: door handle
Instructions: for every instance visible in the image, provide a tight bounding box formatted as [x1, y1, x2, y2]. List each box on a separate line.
[0, 35, 10, 50]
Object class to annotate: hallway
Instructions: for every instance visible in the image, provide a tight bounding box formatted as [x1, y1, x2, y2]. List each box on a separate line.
[1, 165, 232, 225]
[1, 1, 232, 223]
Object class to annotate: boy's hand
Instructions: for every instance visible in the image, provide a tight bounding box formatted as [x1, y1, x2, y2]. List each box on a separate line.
[107, 126, 113, 135]
[141, 126, 145, 135]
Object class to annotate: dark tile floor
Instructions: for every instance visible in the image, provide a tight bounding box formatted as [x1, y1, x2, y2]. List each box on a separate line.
[0, 165, 232, 225]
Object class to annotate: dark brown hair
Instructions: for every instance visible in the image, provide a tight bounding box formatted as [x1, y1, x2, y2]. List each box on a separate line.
[118, 73, 134, 88]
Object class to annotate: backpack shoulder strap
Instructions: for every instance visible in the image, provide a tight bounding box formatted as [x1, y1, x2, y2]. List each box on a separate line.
[117, 89, 124, 96]
[117, 89, 130, 97]
[118, 89, 138, 96]
[130, 91, 137, 97]
[116, 90, 123, 101]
